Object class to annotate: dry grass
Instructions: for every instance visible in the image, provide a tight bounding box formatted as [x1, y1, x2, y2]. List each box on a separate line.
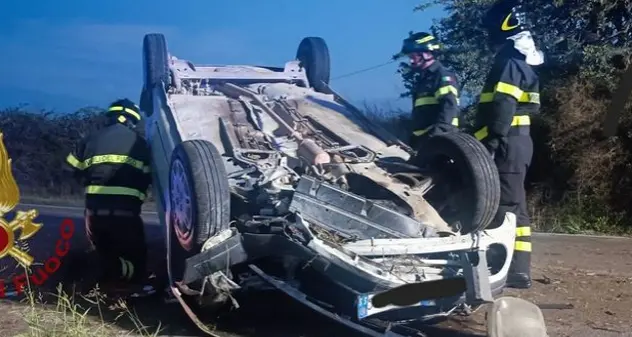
[0, 266, 164, 337]
[10, 282, 163, 337]
[525, 77, 632, 234]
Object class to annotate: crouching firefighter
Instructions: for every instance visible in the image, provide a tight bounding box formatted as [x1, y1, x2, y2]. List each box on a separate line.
[473, 0, 544, 289]
[65, 99, 152, 289]
[397, 32, 461, 149]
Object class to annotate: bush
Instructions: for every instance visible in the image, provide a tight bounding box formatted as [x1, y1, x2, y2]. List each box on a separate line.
[0, 106, 106, 197]
[526, 77, 631, 233]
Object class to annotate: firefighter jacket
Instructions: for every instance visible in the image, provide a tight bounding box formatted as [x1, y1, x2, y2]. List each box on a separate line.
[474, 45, 540, 151]
[411, 60, 461, 138]
[65, 122, 152, 213]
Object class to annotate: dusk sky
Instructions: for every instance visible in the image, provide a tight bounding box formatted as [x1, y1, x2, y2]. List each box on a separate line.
[0, 0, 445, 113]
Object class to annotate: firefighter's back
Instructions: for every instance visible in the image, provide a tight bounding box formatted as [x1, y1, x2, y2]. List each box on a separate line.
[81, 122, 151, 213]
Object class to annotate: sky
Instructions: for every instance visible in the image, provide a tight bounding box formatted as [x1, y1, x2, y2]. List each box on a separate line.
[0, 0, 445, 113]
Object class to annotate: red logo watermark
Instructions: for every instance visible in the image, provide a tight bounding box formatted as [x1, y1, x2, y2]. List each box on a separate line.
[0, 132, 77, 297]
[0, 217, 75, 297]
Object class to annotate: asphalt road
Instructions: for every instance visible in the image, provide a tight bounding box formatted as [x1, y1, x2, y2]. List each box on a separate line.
[0, 204, 164, 291]
[1, 203, 631, 337]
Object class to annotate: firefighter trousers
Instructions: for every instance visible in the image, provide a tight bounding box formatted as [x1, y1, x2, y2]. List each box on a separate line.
[84, 209, 148, 284]
[492, 134, 533, 277]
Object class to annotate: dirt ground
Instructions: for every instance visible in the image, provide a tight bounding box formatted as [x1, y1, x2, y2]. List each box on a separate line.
[441, 234, 632, 337]
[1, 207, 631, 337]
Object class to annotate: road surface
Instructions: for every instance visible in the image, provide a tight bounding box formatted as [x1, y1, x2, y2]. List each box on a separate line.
[1, 203, 631, 337]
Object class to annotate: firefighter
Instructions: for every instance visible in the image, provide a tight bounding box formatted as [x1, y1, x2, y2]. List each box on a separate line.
[473, 0, 544, 289]
[398, 32, 461, 149]
[65, 98, 152, 290]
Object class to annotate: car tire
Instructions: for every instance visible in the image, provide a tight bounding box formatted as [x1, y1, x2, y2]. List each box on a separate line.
[142, 33, 169, 112]
[167, 140, 231, 279]
[296, 37, 331, 93]
[414, 132, 500, 233]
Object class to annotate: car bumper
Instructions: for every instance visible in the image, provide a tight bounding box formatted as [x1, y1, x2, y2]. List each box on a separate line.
[179, 211, 516, 321]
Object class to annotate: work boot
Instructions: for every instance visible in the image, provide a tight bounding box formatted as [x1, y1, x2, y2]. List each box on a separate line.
[507, 224, 532, 289]
[506, 272, 532, 289]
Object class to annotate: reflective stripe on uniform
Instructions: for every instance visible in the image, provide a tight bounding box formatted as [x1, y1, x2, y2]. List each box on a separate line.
[66, 153, 83, 169]
[109, 106, 141, 121]
[67, 154, 150, 173]
[516, 226, 531, 237]
[412, 128, 429, 136]
[514, 241, 532, 252]
[435, 85, 458, 98]
[86, 185, 146, 200]
[474, 115, 531, 141]
[479, 82, 540, 104]
[84, 154, 150, 173]
[414, 85, 461, 107]
[119, 257, 135, 280]
[415, 96, 438, 106]
[412, 117, 459, 136]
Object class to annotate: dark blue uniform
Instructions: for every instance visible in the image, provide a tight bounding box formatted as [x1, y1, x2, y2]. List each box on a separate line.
[65, 101, 151, 285]
[410, 61, 461, 147]
[473, 44, 540, 288]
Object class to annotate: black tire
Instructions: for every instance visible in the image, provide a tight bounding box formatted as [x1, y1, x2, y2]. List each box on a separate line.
[142, 33, 169, 112]
[139, 88, 152, 117]
[296, 37, 331, 93]
[168, 140, 231, 281]
[414, 132, 500, 233]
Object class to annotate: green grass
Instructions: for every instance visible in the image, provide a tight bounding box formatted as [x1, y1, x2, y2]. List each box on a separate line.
[530, 199, 632, 236]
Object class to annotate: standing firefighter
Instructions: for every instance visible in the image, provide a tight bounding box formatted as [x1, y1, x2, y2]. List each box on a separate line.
[65, 99, 152, 289]
[474, 0, 544, 289]
[398, 32, 461, 148]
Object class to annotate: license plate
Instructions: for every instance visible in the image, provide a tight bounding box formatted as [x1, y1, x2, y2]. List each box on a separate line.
[357, 293, 436, 320]
[356, 278, 466, 320]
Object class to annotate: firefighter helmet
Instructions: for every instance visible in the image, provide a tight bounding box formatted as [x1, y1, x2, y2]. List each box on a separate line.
[107, 98, 142, 126]
[483, 0, 531, 45]
[398, 32, 442, 56]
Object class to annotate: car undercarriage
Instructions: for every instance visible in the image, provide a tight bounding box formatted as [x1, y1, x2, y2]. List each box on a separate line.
[140, 33, 546, 336]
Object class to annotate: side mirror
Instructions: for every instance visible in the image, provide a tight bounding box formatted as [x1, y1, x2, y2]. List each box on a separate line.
[487, 296, 548, 337]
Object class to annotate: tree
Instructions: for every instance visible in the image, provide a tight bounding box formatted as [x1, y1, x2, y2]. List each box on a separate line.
[400, 0, 632, 98]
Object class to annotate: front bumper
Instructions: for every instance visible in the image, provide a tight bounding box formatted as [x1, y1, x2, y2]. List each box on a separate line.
[305, 211, 516, 320]
[180, 210, 516, 322]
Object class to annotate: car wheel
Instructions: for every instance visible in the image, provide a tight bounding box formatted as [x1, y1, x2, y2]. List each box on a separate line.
[414, 132, 500, 233]
[168, 140, 231, 279]
[142, 33, 169, 112]
[296, 37, 331, 93]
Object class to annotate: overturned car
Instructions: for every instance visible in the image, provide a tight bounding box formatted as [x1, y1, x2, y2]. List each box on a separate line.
[141, 33, 519, 336]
